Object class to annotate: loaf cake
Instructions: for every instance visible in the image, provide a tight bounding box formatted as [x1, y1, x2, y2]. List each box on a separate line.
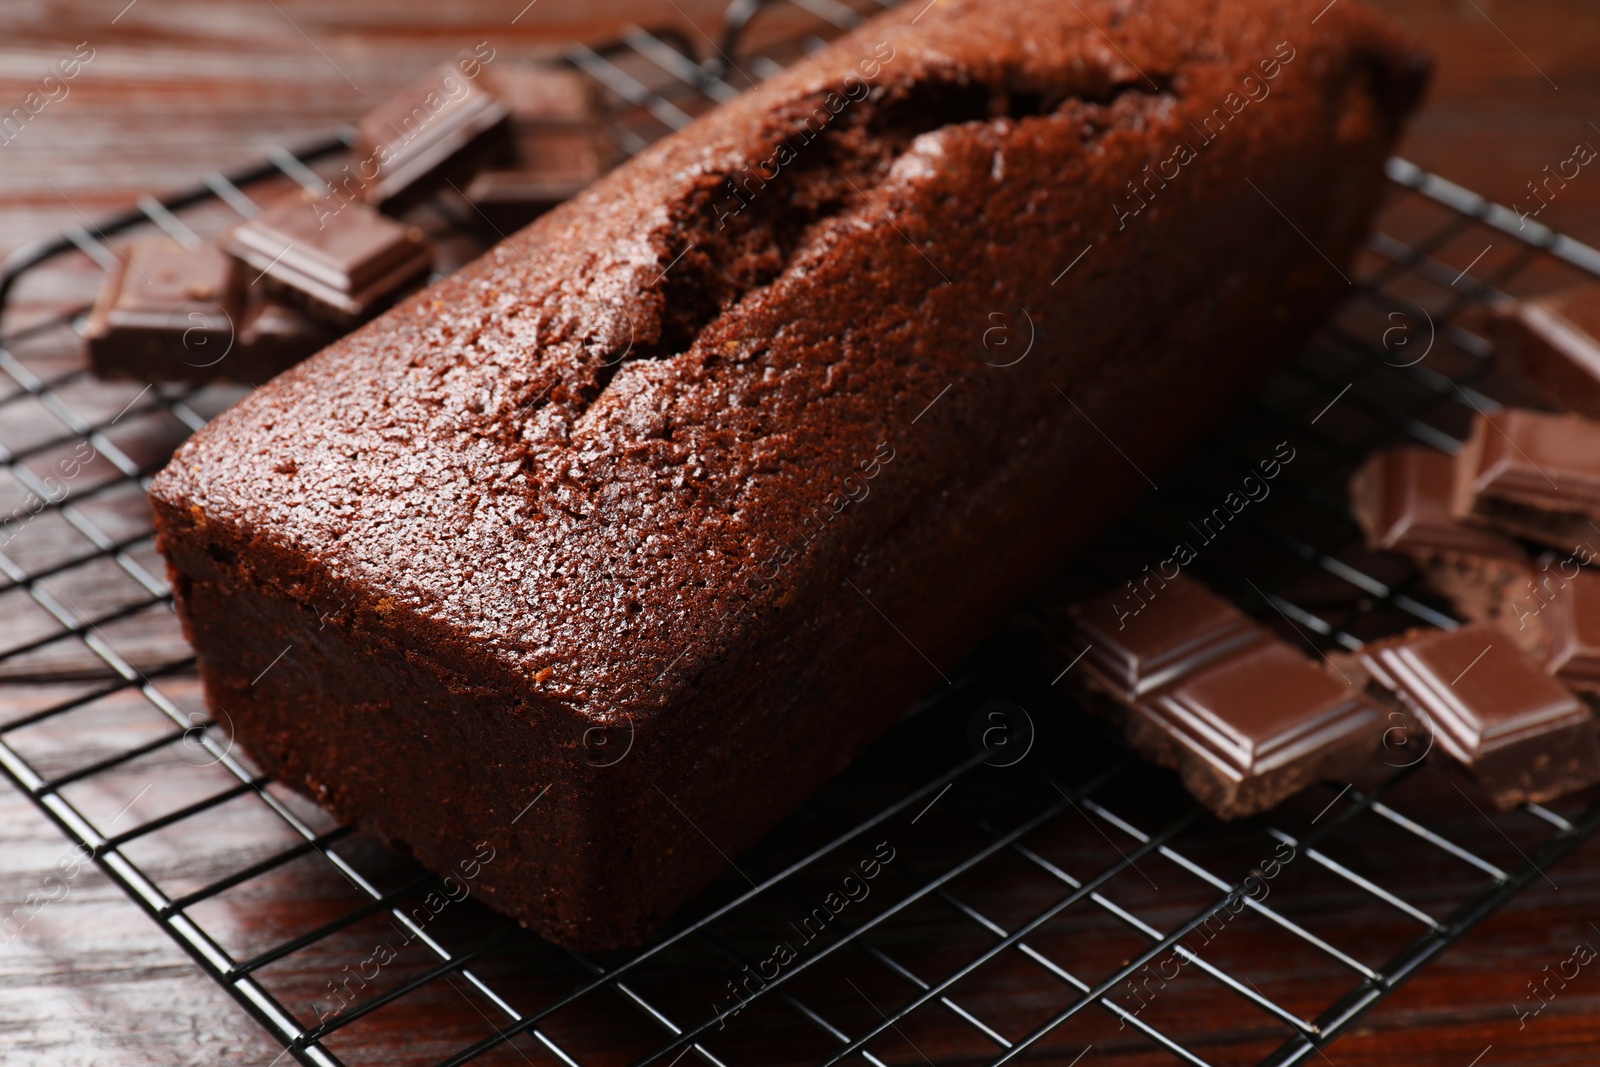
[149, 0, 1429, 948]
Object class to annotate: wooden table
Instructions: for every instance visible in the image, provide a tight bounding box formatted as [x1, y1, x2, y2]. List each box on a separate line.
[2, 1, 1600, 1064]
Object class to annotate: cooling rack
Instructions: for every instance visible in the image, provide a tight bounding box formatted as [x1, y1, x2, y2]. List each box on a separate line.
[3, 0, 1600, 1064]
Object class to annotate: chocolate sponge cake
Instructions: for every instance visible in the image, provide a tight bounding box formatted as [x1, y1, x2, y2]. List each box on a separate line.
[149, 0, 1429, 948]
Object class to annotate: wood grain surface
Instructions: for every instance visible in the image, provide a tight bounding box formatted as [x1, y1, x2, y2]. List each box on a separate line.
[3, 1, 1600, 1065]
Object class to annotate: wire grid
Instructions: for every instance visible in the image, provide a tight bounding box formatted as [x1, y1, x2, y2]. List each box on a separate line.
[3, 3, 1600, 1066]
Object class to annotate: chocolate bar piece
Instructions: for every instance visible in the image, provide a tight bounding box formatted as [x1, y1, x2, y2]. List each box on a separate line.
[84, 239, 242, 381]
[1132, 642, 1383, 818]
[1069, 576, 1264, 700]
[1453, 409, 1600, 552]
[223, 191, 433, 326]
[1065, 575, 1380, 818]
[1361, 622, 1600, 808]
[1494, 285, 1600, 419]
[355, 58, 512, 211]
[1351, 446, 1523, 559]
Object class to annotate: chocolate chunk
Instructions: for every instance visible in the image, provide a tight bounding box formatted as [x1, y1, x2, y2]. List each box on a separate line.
[1065, 575, 1380, 818]
[1495, 285, 1600, 419]
[1350, 446, 1523, 559]
[1068, 575, 1264, 700]
[223, 191, 433, 326]
[1131, 642, 1382, 819]
[1361, 622, 1600, 809]
[84, 239, 242, 382]
[1453, 409, 1600, 552]
[354, 58, 512, 211]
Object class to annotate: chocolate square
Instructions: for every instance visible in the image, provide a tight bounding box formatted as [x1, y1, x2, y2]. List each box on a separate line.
[1363, 622, 1600, 808]
[1068, 575, 1264, 700]
[1133, 642, 1380, 818]
[223, 191, 433, 325]
[84, 239, 243, 382]
[355, 58, 512, 211]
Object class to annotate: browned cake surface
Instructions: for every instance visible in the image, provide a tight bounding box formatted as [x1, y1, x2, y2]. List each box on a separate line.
[149, 0, 1429, 948]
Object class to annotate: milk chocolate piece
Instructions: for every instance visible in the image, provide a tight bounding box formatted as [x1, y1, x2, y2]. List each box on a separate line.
[1351, 446, 1524, 559]
[223, 191, 433, 325]
[355, 58, 512, 211]
[84, 240, 242, 381]
[1362, 622, 1600, 809]
[1131, 642, 1382, 819]
[1068, 575, 1264, 700]
[1495, 285, 1600, 419]
[1066, 575, 1380, 818]
[1453, 409, 1600, 552]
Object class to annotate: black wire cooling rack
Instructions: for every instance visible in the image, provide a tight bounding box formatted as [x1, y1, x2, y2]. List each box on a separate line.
[5, 1, 1600, 1064]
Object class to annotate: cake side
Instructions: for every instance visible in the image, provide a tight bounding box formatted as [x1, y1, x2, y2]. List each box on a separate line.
[150, 0, 1430, 948]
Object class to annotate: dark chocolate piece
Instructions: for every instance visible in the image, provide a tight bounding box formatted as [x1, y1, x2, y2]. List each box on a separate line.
[1068, 575, 1265, 700]
[1495, 285, 1600, 419]
[1067, 575, 1379, 818]
[223, 191, 433, 326]
[1362, 622, 1600, 809]
[1131, 642, 1382, 818]
[355, 58, 512, 211]
[1453, 408, 1600, 552]
[84, 239, 242, 381]
[1350, 446, 1523, 559]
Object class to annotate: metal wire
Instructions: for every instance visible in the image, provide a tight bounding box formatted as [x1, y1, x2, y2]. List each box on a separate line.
[2, 1, 1599, 1065]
